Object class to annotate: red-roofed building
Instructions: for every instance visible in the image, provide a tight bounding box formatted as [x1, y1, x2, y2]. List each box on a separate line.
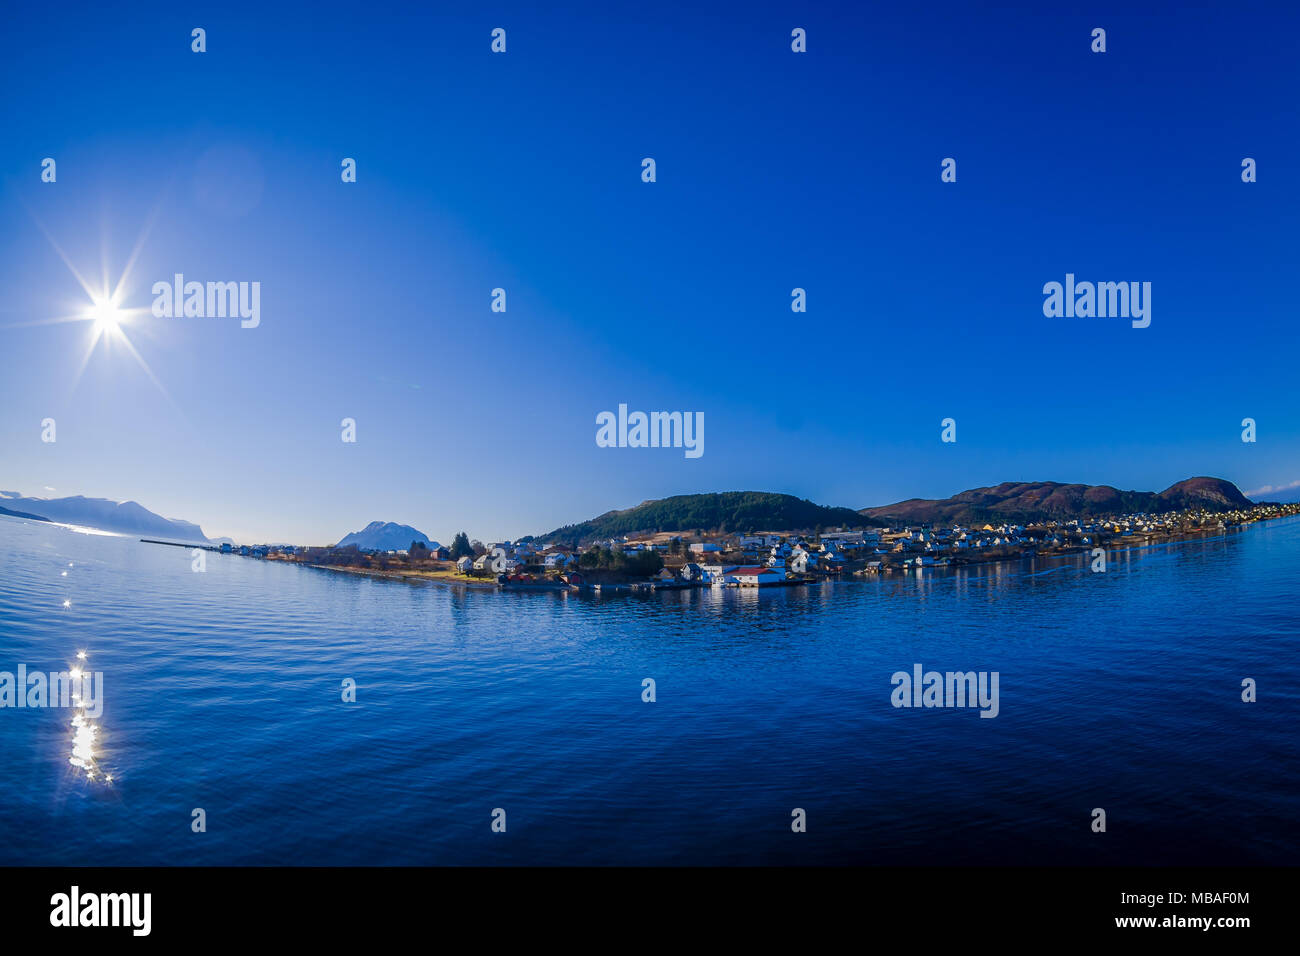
[726, 567, 784, 586]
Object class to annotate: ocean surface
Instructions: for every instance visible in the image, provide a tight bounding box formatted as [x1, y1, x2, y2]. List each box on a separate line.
[1, 514, 1297, 866]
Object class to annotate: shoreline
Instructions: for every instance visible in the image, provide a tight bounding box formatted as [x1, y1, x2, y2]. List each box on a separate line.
[115, 507, 1300, 595]
[857, 520, 1270, 575]
[289, 516, 1297, 596]
[305, 564, 503, 590]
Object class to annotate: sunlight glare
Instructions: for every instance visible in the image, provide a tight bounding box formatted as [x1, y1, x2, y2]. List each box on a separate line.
[85, 297, 124, 336]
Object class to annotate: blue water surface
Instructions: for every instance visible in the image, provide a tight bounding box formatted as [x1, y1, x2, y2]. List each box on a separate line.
[0, 514, 1296, 865]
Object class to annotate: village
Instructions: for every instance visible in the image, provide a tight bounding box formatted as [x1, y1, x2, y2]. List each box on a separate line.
[211, 501, 1300, 593]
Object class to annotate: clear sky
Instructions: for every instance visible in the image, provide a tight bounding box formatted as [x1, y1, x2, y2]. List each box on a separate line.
[2, 1, 1297, 544]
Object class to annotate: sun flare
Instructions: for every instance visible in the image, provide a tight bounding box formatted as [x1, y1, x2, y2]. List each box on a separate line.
[85, 297, 124, 336]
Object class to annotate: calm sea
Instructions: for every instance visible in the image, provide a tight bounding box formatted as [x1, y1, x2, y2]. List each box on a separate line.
[1, 514, 1296, 865]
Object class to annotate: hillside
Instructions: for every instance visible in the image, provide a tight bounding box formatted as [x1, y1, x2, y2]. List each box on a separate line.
[0, 503, 51, 522]
[861, 477, 1252, 525]
[538, 492, 876, 544]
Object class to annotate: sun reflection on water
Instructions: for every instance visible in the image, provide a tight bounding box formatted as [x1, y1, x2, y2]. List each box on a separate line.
[69, 712, 98, 770]
[65, 651, 114, 786]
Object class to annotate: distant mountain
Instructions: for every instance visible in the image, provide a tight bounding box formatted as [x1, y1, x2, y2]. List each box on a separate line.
[335, 521, 437, 551]
[0, 494, 210, 541]
[539, 492, 877, 543]
[861, 477, 1253, 526]
[0, 503, 51, 522]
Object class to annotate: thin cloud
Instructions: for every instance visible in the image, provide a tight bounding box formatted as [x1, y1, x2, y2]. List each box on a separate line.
[1245, 479, 1300, 497]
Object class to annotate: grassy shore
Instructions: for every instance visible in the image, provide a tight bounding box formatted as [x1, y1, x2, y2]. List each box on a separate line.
[309, 564, 501, 589]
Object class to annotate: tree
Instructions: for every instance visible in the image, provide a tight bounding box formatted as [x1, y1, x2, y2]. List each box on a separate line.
[410, 540, 428, 553]
[450, 532, 473, 560]
[574, 546, 661, 577]
[625, 550, 664, 577]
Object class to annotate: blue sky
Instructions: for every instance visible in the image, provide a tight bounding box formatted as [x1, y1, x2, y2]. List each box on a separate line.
[2, 1, 1298, 544]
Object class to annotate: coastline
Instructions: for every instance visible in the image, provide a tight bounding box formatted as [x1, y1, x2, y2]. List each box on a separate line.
[306, 564, 503, 590]
[286, 515, 1299, 596]
[119, 501, 1300, 596]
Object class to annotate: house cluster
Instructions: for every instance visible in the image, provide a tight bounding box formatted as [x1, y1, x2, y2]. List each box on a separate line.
[374, 544, 453, 560]
[458, 539, 577, 574]
[557, 502, 1285, 579]
[570, 530, 882, 586]
[219, 542, 297, 559]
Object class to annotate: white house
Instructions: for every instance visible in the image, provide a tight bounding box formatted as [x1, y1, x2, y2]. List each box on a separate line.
[726, 566, 784, 586]
[820, 531, 870, 547]
[544, 552, 571, 568]
[791, 545, 818, 570]
[700, 564, 738, 584]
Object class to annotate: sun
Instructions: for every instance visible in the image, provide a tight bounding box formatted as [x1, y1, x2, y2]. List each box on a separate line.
[85, 296, 124, 336]
[12, 208, 176, 405]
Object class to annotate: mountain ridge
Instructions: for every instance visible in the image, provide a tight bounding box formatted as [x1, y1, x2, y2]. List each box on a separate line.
[538, 478, 1254, 542]
[538, 491, 881, 543]
[0, 493, 209, 541]
[860, 477, 1252, 525]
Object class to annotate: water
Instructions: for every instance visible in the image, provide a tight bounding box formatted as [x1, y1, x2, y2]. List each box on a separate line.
[1, 514, 1296, 865]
